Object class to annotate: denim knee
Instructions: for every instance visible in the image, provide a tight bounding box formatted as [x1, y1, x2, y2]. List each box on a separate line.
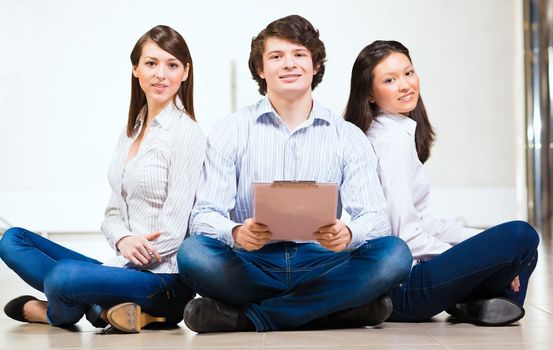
[361, 236, 412, 290]
[0, 227, 27, 265]
[355, 236, 412, 293]
[382, 236, 413, 286]
[505, 220, 540, 252]
[177, 236, 194, 282]
[43, 260, 88, 326]
[43, 259, 82, 300]
[493, 221, 540, 263]
[177, 235, 221, 285]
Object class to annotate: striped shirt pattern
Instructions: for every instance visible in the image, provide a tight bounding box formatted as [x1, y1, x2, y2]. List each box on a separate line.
[102, 102, 206, 273]
[190, 97, 390, 249]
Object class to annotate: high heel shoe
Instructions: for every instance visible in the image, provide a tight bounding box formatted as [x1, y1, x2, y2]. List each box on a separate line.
[4, 295, 39, 322]
[106, 302, 166, 333]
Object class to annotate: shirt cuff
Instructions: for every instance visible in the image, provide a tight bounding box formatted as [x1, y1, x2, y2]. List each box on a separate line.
[104, 228, 133, 251]
[220, 220, 240, 248]
[190, 213, 241, 248]
[345, 220, 367, 250]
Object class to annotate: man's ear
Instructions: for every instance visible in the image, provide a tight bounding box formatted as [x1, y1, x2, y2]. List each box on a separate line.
[313, 64, 319, 76]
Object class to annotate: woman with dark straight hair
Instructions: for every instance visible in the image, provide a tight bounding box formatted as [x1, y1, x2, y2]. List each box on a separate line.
[0, 25, 205, 333]
[127, 25, 195, 135]
[344, 40, 539, 326]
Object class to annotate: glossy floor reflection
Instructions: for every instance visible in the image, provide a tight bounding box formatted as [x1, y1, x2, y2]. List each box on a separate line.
[0, 233, 551, 350]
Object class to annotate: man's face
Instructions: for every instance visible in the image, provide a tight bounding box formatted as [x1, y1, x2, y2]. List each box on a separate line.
[258, 37, 317, 99]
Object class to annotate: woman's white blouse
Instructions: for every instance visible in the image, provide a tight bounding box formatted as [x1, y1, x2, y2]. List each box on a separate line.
[101, 102, 206, 273]
[367, 112, 480, 261]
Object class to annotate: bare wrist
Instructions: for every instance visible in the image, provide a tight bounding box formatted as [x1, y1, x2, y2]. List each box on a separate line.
[232, 225, 242, 241]
[115, 235, 131, 251]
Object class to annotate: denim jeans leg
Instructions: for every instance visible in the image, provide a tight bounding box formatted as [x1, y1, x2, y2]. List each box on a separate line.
[389, 220, 540, 322]
[179, 235, 411, 331]
[243, 236, 412, 330]
[178, 235, 290, 305]
[501, 250, 538, 305]
[0, 227, 102, 291]
[43, 260, 192, 326]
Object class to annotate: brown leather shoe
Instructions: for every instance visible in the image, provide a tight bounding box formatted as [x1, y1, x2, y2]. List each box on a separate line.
[106, 303, 166, 333]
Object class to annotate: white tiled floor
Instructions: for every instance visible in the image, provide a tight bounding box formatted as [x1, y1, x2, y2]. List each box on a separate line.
[0, 233, 551, 350]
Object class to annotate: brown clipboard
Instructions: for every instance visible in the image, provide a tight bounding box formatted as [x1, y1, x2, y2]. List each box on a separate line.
[252, 181, 338, 241]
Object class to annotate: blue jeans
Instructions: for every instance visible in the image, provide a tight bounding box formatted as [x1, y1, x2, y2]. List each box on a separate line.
[0, 227, 193, 327]
[388, 220, 540, 321]
[177, 235, 412, 331]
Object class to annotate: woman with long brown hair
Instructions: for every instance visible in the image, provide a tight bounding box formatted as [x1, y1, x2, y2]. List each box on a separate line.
[0, 25, 205, 333]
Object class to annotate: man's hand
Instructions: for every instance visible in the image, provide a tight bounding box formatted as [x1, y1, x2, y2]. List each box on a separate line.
[116, 232, 162, 266]
[314, 220, 351, 252]
[232, 218, 271, 251]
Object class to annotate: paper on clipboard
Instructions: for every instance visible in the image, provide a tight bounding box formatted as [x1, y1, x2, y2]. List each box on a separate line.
[252, 181, 338, 241]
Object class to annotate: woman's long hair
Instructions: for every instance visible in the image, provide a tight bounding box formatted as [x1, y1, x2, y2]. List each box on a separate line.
[127, 25, 195, 136]
[344, 40, 435, 163]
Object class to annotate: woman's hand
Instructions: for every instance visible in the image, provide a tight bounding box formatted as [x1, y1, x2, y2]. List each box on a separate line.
[232, 218, 272, 251]
[314, 220, 351, 252]
[510, 275, 520, 292]
[116, 232, 162, 266]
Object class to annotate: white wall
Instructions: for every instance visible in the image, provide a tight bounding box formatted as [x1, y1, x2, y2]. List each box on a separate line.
[0, 0, 523, 232]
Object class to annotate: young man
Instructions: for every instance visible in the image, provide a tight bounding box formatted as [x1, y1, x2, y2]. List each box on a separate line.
[177, 15, 412, 333]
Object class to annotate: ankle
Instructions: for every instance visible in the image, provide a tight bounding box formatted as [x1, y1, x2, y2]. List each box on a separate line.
[99, 310, 108, 323]
[23, 300, 48, 323]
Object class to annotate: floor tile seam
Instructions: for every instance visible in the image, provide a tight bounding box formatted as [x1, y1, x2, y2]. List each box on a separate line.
[427, 328, 448, 348]
[531, 305, 553, 316]
[260, 331, 266, 350]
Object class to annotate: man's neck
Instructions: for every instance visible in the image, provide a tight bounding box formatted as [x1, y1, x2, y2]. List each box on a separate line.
[267, 90, 313, 131]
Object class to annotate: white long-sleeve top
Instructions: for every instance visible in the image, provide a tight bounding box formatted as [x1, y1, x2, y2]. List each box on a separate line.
[101, 102, 206, 273]
[367, 112, 480, 261]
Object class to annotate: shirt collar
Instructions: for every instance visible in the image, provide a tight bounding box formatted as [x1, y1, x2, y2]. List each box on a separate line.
[135, 99, 184, 132]
[254, 96, 332, 126]
[376, 110, 416, 137]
